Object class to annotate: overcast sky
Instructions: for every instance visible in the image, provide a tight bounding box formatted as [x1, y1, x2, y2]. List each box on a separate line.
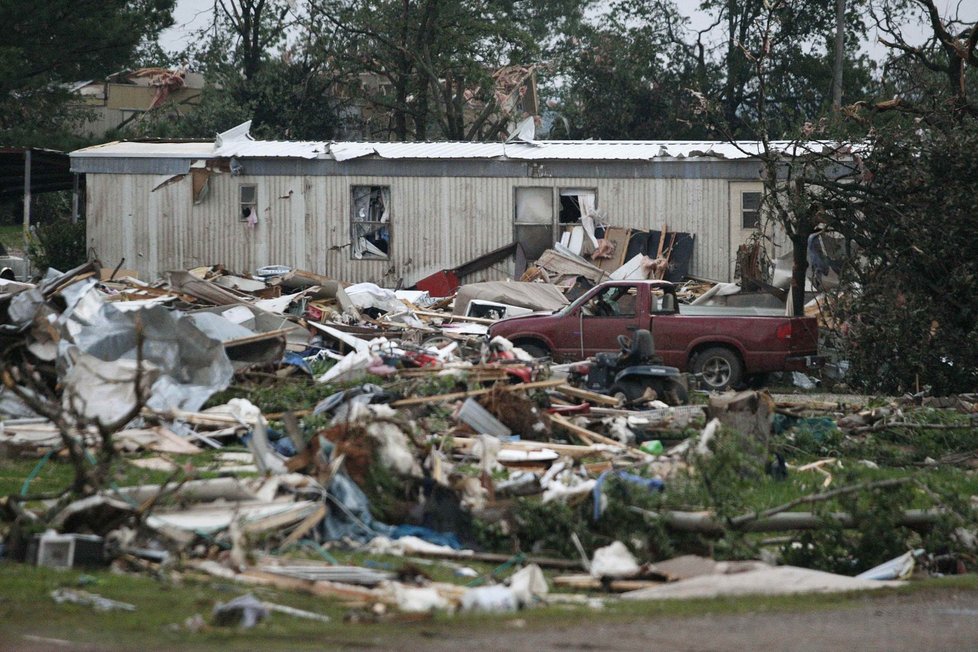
[158, 0, 970, 60]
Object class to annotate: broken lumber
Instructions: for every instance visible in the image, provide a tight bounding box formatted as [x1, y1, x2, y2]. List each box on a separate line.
[548, 412, 626, 448]
[391, 378, 563, 407]
[449, 436, 612, 459]
[278, 504, 328, 549]
[554, 384, 623, 406]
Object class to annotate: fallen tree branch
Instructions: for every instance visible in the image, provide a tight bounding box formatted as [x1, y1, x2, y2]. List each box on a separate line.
[729, 476, 911, 527]
[631, 506, 942, 535]
[850, 420, 978, 434]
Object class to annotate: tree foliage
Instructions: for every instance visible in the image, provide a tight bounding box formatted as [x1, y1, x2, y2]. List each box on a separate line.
[0, 0, 176, 148]
[815, 1, 978, 394]
[549, 1, 709, 139]
[690, 0, 878, 137]
[308, 0, 584, 141]
[132, 0, 343, 140]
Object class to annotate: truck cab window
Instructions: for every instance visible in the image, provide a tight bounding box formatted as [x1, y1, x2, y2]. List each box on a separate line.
[584, 286, 635, 317]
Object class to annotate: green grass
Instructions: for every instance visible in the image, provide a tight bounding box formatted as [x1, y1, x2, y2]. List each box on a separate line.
[0, 223, 25, 252]
[0, 448, 258, 499]
[1, 562, 976, 651]
[0, 562, 353, 650]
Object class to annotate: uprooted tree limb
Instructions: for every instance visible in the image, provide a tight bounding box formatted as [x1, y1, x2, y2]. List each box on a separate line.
[728, 477, 911, 528]
[630, 477, 943, 536]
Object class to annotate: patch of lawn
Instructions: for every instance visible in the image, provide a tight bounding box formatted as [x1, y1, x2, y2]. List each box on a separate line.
[0, 224, 24, 252]
[2, 562, 976, 651]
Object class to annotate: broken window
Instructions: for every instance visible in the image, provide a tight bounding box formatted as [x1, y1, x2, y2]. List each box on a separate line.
[514, 187, 554, 261]
[741, 191, 761, 229]
[239, 184, 257, 222]
[351, 185, 391, 260]
[559, 188, 597, 224]
[515, 187, 599, 261]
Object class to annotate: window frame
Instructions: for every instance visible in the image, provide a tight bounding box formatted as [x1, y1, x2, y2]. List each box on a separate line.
[513, 186, 599, 261]
[350, 184, 392, 260]
[741, 190, 762, 229]
[239, 183, 257, 222]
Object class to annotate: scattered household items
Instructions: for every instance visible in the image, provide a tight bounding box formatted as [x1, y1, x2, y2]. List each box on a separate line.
[0, 251, 969, 627]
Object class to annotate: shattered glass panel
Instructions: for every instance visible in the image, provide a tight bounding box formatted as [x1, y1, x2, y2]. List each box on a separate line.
[351, 185, 391, 259]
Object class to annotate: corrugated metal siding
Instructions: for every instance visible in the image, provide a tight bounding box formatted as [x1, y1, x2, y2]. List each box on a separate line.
[87, 171, 741, 284]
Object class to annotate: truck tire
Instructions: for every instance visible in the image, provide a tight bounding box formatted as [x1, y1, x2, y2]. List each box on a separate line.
[516, 342, 550, 360]
[692, 346, 743, 391]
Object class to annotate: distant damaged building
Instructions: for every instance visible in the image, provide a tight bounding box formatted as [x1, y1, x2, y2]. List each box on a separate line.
[70, 122, 806, 286]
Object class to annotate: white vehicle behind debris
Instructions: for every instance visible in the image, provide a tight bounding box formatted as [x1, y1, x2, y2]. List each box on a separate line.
[0, 249, 29, 281]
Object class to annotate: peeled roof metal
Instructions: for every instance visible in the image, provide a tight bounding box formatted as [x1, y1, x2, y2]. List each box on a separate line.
[71, 141, 213, 158]
[71, 121, 847, 163]
[330, 141, 505, 161]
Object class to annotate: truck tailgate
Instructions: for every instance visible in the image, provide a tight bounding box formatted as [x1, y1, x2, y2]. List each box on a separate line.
[788, 317, 820, 353]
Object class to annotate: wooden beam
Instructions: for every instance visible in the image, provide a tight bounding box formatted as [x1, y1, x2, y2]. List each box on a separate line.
[279, 503, 328, 549]
[390, 378, 563, 407]
[449, 436, 612, 459]
[554, 384, 622, 406]
[549, 412, 627, 448]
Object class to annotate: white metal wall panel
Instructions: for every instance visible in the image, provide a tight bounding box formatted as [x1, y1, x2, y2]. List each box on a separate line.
[87, 170, 744, 285]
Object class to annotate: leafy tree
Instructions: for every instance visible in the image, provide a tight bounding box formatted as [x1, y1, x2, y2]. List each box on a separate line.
[549, 1, 710, 139]
[813, 1, 978, 394]
[133, 0, 343, 140]
[308, 0, 583, 141]
[676, 0, 879, 138]
[0, 0, 176, 148]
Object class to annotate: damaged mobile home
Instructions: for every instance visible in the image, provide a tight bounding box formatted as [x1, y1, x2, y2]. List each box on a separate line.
[69, 122, 816, 286]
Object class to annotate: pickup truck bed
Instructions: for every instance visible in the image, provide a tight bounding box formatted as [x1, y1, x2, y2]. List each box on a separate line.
[488, 280, 821, 390]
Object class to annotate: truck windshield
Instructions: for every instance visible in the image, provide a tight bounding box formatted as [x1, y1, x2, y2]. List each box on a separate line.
[556, 293, 593, 316]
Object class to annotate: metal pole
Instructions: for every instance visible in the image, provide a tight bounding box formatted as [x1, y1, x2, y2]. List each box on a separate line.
[23, 149, 31, 251]
[72, 173, 80, 223]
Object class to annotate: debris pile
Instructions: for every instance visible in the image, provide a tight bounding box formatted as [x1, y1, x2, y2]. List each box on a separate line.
[1, 255, 975, 624]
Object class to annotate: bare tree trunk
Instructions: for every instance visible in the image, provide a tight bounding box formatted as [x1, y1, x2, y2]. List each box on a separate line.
[790, 228, 811, 316]
[832, 0, 845, 111]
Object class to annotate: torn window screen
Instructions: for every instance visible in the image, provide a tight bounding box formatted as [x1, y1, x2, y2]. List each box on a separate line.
[351, 185, 391, 260]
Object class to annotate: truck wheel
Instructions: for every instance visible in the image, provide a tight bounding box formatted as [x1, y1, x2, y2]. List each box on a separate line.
[516, 342, 550, 360]
[692, 347, 743, 391]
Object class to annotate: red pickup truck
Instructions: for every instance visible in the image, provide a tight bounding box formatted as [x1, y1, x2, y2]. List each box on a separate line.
[488, 280, 822, 390]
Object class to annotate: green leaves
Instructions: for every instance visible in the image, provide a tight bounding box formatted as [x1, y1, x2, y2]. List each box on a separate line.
[0, 0, 177, 147]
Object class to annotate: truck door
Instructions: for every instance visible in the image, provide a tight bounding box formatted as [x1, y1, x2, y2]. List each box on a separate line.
[578, 284, 645, 357]
[649, 288, 685, 367]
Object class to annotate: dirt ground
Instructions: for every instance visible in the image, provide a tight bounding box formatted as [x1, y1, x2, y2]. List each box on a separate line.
[341, 587, 978, 652]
